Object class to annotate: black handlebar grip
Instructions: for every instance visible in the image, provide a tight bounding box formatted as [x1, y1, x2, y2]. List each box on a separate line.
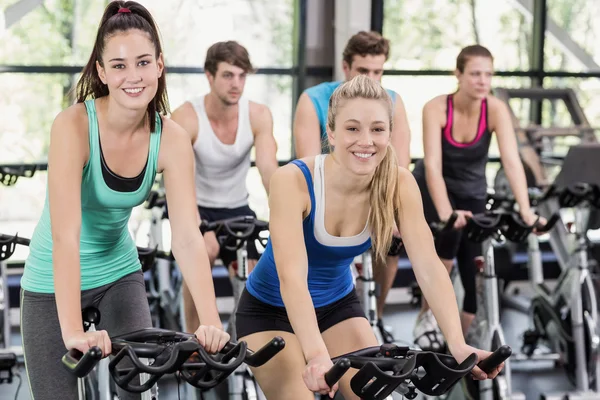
[324, 358, 351, 388]
[477, 345, 512, 375]
[63, 346, 103, 378]
[245, 336, 286, 368]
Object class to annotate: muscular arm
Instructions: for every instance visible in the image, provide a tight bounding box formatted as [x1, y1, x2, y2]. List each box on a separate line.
[252, 103, 278, 195]
[170, 101, 199, 145]
[397, 168, 465, 349]
[159, 119, 222, 328]
[49, 107, 88, 343]
[293, 93, 322, 158]
[270, 165, 328, 361]
[422, 100, 454, 220]
[391, 93, 411, 168]
[493, 99, 532, 216]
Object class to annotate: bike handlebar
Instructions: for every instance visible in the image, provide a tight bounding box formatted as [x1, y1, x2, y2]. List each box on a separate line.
[62, 324, 285, 393]
[430, 212, 458, 236]
[465, 210, 559, 244]
[327, 344, 510, 400]
[200, 216, 270, 251]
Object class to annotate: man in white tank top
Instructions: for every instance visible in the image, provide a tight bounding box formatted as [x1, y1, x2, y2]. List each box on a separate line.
[170, 41, 278, 333]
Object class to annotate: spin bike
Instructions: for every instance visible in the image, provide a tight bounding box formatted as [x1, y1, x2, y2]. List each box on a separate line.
[353, 214, 457, 347]
[62, 307, 286, 400]
[144, 189, 184, 331]
[461, 200, 557, 400]
[522, 182, 600, 399]
[199, 215, 269, 400]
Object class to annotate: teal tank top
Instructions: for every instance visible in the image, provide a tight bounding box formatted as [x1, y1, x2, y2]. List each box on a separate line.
[21, 99, 162, 293]
[305, 81, 397, 143]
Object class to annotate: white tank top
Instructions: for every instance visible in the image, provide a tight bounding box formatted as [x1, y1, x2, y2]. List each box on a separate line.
[191, 95, 254, 208]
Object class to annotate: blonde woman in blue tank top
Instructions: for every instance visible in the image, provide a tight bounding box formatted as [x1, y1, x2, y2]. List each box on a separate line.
[235, 75, 504, 399]
[19, 2, 229, 399]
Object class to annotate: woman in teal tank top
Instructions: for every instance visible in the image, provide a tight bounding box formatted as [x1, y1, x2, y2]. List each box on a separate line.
[20, 3, 229, 399]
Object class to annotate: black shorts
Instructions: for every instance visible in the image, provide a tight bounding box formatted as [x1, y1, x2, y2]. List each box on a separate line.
[235, 288, 366, 339]
[198, 205, 260, 266]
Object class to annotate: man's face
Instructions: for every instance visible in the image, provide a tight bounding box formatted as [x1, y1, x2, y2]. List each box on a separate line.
[342, 54, 386, 82]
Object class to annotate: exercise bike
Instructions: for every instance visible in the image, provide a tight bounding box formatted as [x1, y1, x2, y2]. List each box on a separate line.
[461, 200, 557, 400]
[144, 189, 185, 332]
[522, 182, 600, 399]
[198, 215, 269, 400]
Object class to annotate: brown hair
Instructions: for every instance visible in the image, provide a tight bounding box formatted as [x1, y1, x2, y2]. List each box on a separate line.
[204, 41, 254, 76]
[342, 31, 390, 67]
[327, 75, 400, 265]
[456, 45, 494, 73]
[76, 1, 168, 133]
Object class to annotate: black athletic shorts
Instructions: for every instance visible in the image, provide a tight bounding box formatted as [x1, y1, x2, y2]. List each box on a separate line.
[235, 288, 366, 339]
[198, 204, 260, 266]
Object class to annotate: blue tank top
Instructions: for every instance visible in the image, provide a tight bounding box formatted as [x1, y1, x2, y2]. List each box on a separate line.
[246, 158, 372, 308]
[305, 81, 398, 142]
[413, 94, 491, 200]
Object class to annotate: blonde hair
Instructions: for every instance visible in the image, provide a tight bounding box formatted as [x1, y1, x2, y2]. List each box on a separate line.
[327, 75, 401, 265]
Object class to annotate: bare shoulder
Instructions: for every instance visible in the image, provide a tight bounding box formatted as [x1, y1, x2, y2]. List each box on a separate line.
[486, 95, 510, 114]
[54, 102, 89, 134]
[270, 158, 315, 200]
[160, 117, 190, 143]
[423, 94, 447, 113]
[170, 100, 196, 118]
[397, 166, 418, 188]
[249, 101, 271, 118]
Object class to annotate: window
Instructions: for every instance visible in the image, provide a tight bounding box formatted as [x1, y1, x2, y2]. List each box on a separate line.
[383, 0, 533, 71]
[0, 0, 295, 68]
[545, 0, 600, 72]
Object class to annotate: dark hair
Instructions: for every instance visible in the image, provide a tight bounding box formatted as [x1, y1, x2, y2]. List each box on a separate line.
[342, 31, 390, 67]
[76, 1, 169, 133]
[456, 45, 494, 73]
[204, 41, 254, 76]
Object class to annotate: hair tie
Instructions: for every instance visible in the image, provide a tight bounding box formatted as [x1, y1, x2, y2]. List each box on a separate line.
[118, 7, 131, 13]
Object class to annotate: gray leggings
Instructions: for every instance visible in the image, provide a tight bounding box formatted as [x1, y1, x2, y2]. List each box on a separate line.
[21, 270, 152, 400]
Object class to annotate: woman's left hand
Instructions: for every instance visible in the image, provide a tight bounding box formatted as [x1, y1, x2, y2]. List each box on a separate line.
[449, 342, 504, 380]
[195, 325, 230, 354]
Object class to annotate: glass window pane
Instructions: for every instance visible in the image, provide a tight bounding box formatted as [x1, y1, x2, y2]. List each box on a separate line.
[545, 0, 600, 72]
[383, 0, 532, 71]
[1, 0, 294, 68]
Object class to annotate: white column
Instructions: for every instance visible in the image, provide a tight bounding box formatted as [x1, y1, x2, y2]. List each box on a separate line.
[334, 0, 372, 81]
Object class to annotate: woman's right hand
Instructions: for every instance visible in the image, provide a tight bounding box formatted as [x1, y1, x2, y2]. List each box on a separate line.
[302, 354, 338, 398]
[64, 330, 112, 358]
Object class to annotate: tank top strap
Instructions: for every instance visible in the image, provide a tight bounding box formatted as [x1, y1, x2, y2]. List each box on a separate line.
[290, 159, 316, 218]
[146, 113, 162, 183]
[83, 99, 100, 171]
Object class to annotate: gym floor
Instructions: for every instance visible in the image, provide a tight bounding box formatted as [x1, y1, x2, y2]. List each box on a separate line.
[0, 281, 575, 400]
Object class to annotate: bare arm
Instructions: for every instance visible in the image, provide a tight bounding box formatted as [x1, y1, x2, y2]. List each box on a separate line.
[293, 93, 322, 158]
[422, 100, 454, 220]
[170, 101, 199, 145]
[391, 93, 412, 168]
[49, 107, 88, 343]
[252, 103, 278, 195]
[159, 119, 222, 328]
[493, 99, 532, 217]
[397, 168, 465, 349]
[270, 165, 328, 361]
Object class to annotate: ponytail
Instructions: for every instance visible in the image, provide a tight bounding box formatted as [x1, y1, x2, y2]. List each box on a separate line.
[368, 145, 401, 265]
